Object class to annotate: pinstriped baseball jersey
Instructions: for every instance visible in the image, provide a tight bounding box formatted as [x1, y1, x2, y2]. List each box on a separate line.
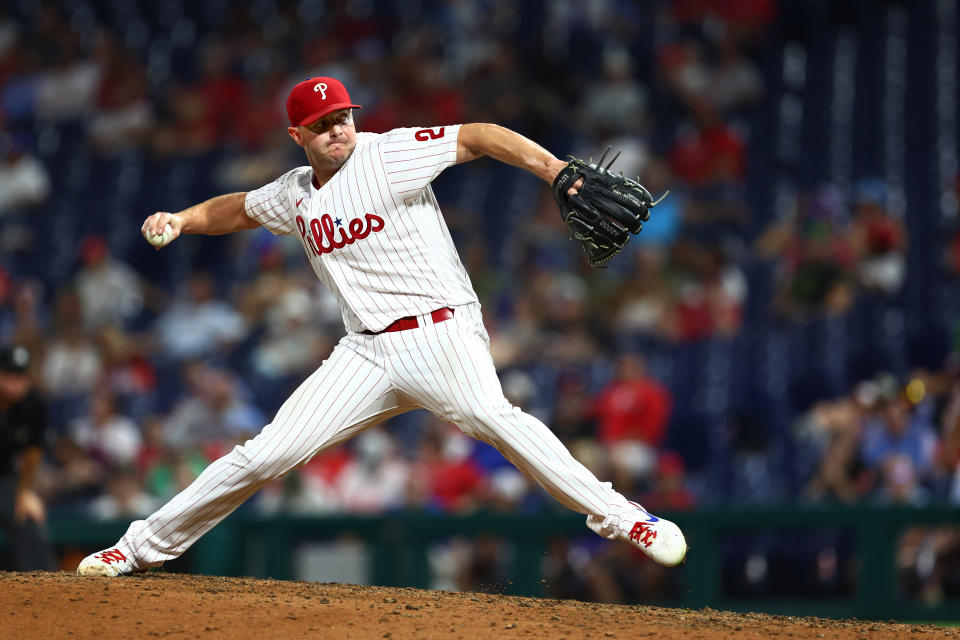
[244, 125, 478, 333]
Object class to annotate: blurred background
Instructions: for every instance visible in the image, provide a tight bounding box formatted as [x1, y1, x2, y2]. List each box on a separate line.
[0, 0, 959, 621]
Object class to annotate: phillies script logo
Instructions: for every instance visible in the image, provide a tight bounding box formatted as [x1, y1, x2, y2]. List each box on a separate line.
[296, 213, 385, 255]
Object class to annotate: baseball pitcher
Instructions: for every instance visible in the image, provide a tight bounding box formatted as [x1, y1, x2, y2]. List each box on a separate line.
[77, 77, 685, 578]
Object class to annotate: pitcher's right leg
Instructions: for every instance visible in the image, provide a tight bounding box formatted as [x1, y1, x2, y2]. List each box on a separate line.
[78, 335, 407, 575]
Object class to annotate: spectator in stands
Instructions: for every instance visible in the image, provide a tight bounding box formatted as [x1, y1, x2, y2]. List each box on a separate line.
[861, 393, 938, 496]
[661, 35, 763, 125]
[249, 285, 334, 380]
[536, 272, 601, 368]
[659, 40, 712, 123]
[196, 41, 249, 146]
[409, 423, 487, 513]
[703, 245, 748, 336]
[136, 415, 207, 502]
[41, 288, 102, 406]
[335, 428, 410, 513]
[667, 240, 747, 341]
[462, 41, 525, 126]
[636, 452, 697, 512]
[74, 235, 146, 330]
[33, 25, 98, 122]
[594, 353, 672, 447]
[708, 36, 764, 115]
[151, 85, 219, 156]
[876, 454, 930, 505]
[154, 271, 248, 361]
[758, 186, 857, 318]
[391, 54, 465, 128]
[134, 415, 167, 487]
[256, 446, 353, 515]
[578, 46, 649, 136]
[796, 382, 875, 501]
[0, 130, 50, 215]
[668, 121, 747, 189]
[804, 426, 865, 504]
[548, 370, 596, 447]
[612, 249, 677, 339]
[486, 296, 543, 370]
[88, 466, 160, 521]
[87, 31, 152, 152]
[69, 390, 142, 470]
[592, 354, 672, 487]
[484, 465, 533, 512]
[216, 129, 295, 192]
[850, 178, 906, 296]
[215, 72, 297, 188]
[0, 4, 68, 124]
[162, 361, 263, 458]
[233, 240, 295, 326]
[513, 190, 584, 278]
[255, 467, 340, 515]
[96, 324, 157, 414]
[234, 66, 288, 152]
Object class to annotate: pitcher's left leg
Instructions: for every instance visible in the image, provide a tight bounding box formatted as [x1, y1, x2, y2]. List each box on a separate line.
[389, 313, 687, 566]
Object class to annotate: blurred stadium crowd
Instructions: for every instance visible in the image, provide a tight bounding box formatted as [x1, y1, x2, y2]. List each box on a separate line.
[1, 0, 960, 595]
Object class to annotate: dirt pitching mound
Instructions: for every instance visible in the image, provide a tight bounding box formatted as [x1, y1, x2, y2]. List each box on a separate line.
[2, 571, 956, 639]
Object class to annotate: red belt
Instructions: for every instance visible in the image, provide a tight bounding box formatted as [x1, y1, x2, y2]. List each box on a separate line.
[362, 307, 454, 335]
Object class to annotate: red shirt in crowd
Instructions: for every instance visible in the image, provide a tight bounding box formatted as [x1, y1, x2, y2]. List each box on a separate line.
[592, 377, 672, 446]
[427, 458, 486, 512]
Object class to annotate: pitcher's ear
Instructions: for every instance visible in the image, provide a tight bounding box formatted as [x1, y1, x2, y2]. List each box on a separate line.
[288, 126, 303, 146]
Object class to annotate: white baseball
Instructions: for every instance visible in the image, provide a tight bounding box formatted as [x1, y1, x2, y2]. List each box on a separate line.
[147, 223, 174, 248]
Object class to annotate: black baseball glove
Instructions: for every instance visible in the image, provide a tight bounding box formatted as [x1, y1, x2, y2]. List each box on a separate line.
[552, 148, 666, 268]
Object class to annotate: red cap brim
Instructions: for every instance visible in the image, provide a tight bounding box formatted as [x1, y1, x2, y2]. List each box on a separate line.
[297, 103, 362, 126]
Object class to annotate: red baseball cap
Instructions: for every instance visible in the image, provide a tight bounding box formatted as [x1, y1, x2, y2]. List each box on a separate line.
[286, 77, 362, 126]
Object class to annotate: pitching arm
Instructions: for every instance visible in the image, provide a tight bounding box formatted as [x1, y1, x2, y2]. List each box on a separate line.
[141, 192, 259, 247]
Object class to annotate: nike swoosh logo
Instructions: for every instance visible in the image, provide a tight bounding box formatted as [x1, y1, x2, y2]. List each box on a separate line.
[646, 514, 659, 523]
[296, 197, 304, 207]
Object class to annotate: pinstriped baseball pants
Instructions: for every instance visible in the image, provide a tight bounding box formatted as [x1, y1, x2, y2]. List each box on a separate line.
[121, 303, 632, 568]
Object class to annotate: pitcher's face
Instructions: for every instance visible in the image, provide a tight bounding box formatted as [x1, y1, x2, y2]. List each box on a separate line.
[288, 109, 357, 168]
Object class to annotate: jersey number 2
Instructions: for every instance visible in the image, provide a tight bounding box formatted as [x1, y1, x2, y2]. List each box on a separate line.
[414, 127, 445, 141]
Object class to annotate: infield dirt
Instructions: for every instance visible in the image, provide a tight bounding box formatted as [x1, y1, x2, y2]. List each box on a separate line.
[2, 571, 957, 639]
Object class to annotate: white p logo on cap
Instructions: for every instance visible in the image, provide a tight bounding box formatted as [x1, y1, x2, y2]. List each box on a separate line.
[314, 82, 328, 99]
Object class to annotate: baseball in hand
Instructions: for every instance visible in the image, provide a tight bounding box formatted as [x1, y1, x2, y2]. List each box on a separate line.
[147, 224, 174, 248]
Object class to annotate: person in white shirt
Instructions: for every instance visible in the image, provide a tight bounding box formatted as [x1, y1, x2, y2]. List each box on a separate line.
[0, 132, 50, 215]
[69, 390, 142, 468]
[77, 76, 687, 578]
